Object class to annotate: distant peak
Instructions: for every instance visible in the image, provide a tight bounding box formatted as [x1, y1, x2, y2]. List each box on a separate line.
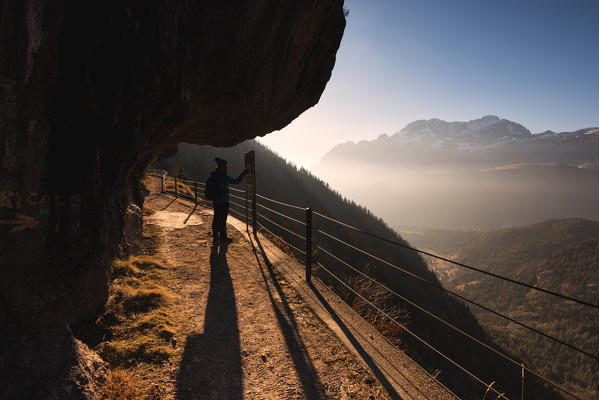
[396, 115, 530, 139]
[479, 115, 500, 122]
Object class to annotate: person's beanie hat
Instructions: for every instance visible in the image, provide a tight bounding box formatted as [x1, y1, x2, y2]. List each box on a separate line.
[215, 157, 227, 168]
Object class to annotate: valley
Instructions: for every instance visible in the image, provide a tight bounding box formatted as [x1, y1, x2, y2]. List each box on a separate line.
[403, 219, 599, 399]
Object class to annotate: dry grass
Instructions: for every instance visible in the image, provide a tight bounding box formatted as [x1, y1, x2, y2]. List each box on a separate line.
[142, 203, 157, 218]
[96, 255, 176, 367]
[89, 205, 175, 398]
[97, 370, 141, 400]
[346, 272, 409, 347]
[260, 229, 300, 260]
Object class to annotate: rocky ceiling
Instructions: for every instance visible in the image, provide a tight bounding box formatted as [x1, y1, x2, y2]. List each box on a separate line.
[0, 1, 345, 332]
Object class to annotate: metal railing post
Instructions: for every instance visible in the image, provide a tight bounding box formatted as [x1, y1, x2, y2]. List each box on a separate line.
[252, 179, 257, 233]
[244, 150, 256, 232]
[521, 363, 524, 400]
[305, 207, 312, 284]
[245, 188, 248, 229]
[194, 181, 197, 204]
[174, 177, 178, 197]
[161, 173, 166, 193]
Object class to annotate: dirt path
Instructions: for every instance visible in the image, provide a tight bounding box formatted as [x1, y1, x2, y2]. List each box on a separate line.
[141, 189, 391, 399]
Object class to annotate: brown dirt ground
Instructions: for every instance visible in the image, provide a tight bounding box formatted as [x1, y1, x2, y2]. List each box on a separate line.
[128, 177, 391, 399]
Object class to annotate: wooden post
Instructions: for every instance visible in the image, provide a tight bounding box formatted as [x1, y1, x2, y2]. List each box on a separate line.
[194, 181, 197, 204]
[244, 151, 256, 232]
[305, 208, 312, 284]
[244, 183, 249, 229]
[174, 177, 178, 197]
[521, 363, 524, 400]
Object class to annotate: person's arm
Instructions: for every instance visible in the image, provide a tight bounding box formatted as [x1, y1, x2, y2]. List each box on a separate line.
[227, 169, 248, 185]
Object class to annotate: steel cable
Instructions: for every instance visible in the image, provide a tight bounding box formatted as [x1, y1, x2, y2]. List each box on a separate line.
[313, 211, 599, 311]
[318, 229, 599, 362]
[252, 233, 459, 400]
[257, 222, 306, 255]
[256, 212, 306, 241]
[229, 193, 247, 202]
[317, 245, 582, 399]
[315, 261, 506, 399]
[256, 202, 306, 226]
[256, 193, 306, 210]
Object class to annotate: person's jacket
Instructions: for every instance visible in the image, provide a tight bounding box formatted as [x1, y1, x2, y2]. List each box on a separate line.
[213, 169, 247, 204]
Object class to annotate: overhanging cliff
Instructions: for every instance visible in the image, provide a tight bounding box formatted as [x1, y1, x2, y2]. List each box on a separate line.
[0, 1, 345, 331]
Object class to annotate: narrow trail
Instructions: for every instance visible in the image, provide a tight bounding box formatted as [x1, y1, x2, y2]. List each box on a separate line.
[142, 188, 391, 399]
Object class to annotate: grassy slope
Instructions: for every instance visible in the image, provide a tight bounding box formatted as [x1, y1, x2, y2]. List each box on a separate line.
[74, 201, 176, 399]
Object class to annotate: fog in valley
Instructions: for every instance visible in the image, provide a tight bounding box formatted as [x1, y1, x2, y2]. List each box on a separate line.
[314, 162, 599, 230]
[312, 117, 599, 231]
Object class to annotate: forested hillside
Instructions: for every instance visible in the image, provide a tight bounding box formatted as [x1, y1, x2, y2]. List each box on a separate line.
[154, 141, 565, 399]
[404, 219, 599, 399]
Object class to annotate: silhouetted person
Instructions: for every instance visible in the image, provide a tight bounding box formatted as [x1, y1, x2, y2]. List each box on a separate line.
[210, 157, 248, 243]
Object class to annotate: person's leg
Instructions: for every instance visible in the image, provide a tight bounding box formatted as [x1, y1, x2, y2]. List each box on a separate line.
[211, 202, 218, 236]
[212, 203, 223, 238]
[220, 202, 230, 238]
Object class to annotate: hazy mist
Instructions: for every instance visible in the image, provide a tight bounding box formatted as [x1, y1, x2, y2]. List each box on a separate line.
[313, 161, 599, 230]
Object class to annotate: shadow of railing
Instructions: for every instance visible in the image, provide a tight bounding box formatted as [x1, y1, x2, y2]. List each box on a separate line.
[248, 232, 326, 399]
[183, 204, 198, 224]
[250, 232, 408, 400]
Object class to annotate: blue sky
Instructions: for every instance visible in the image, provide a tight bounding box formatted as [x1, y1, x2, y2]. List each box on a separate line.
[258, 0, 599, 167]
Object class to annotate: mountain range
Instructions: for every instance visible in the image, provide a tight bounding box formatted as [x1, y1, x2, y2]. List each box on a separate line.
[318, 115, 599, 169]
[313, 116, 599, 229]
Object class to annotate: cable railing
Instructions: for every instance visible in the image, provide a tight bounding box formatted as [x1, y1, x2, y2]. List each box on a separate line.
[314, 212, 599, 311]
[229, 193, 247, 202]
[317, 228, 598, 364]
[257, 193, 306, 210]
[315, 244, 581, 399]
[256, 212, 306, 241]
[257, 221, 306, 256]
[228, 207, 246, 221]
[158, 172, 595, 400]
[257, 202, 306, 226]
[315, 260, 506, 398]
[252, 229, 460, 400]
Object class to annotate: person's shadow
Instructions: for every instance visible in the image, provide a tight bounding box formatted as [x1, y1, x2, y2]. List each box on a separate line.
[176, 242, 242, 399]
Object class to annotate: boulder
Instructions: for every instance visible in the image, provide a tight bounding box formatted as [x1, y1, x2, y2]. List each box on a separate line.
[0, 324, 109, 400]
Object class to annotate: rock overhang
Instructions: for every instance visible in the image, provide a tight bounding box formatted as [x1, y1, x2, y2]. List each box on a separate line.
[0, 0, 346, 331]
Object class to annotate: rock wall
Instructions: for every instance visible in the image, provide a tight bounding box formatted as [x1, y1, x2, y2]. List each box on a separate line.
[0, 324, 109, 400]
[0, 0, 345, 331]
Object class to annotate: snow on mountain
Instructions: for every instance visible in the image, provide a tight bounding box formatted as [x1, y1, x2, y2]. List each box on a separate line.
[317, 116, 599, 168]
[392, 115, 531, 150]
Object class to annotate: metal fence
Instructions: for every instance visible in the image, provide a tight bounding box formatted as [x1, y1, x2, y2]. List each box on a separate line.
[159, 169, 597, 400]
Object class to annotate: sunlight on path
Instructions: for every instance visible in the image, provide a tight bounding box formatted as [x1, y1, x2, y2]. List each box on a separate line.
[147, 210, 204, 230]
